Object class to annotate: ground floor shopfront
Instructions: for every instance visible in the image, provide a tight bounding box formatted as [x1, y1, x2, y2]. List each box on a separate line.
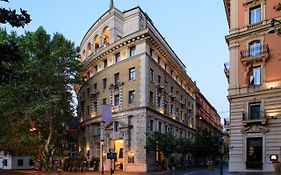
[79, 108, 195, 172]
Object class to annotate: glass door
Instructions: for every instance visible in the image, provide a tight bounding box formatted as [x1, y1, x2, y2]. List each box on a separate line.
[246, 137, 263, 170]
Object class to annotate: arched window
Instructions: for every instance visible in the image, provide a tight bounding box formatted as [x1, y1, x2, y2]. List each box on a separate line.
[94, 35, 99, 50]
[102, 26, 110, 45]
[249, 40, 261, 57]
[87, 42, 91, 51]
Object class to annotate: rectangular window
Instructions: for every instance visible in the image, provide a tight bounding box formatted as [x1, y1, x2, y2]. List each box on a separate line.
[17, 159, 23, 166]
[171, 70, 174, 77]
[103, 59, 108, 68]
[3, 159, 7, 166]
[94, 83, 97, 90]
[129, 46, 136, 57]
[158, 75, 161, 84]
[114, 94, 119, 106]
[103, 98, 106, 105]
[249, 102, 261, 120]
[157, 96, 161, 108]
[95, 126, 101, 136]
[158, 122, 162, 133]
[115, 52, 120, 63]
[165, 125, 168, 133]
[93, 101, 98, 112]
[103, 78, 107, 90]
[149, 48, 153, 57]
[129, 90, 135, 104]
[129, 67, 135, 80]
[249, 66, 261, 85]
[114, 121, 119, 132]
[150, 119, 154, 132]
[114, 73, 120, 89]
[157, 57, 161, 64]
[149, 68, 154, 82]
[95, 65, 98, 72]
[149, 91, 154, 105]
[249, 6, 261, 25]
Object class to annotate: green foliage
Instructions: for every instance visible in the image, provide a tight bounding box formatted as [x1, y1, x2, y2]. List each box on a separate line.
[0, 27, 81, 171]
[146, 132, 192, 160]
[0, 0, 31, 27]
[192, 129, 221, 160]
[274, 3, 281, 11]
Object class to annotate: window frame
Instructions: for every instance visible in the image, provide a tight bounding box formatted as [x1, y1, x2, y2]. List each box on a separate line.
[129, 90, 136, 104]
[248, 102, 261, 120]
[129, 67, 136, 81]
[249, 40, 261, 57]
[114, 94, 119, 106]
[249, 5, 261, 25]
[129, 46, 136, 57]
[102, 78, 107, 90]
[115, 52, 120, 63]
[249, 66, 261, 85]
[149, 68, 154, 82]
[103, 59, 108, 68]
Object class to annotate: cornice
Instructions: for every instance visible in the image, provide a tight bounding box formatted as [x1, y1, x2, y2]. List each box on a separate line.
[81, 28, 149, 72]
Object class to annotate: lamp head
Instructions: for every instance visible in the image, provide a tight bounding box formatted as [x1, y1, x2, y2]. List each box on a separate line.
[270, 154, 278, 161]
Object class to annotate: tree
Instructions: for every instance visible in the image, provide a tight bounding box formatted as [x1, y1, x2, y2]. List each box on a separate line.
[0, 27, 80, 172]
[274, 3, 281, 35]
[192, 129, 221, 161]
[0, 0, 31, 85]
[0, 0, 31, 27]
[146, 132, 192, 169]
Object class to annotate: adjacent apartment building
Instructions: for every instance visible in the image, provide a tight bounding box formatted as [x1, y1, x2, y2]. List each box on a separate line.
[224, 0, 281, 172]
[77, 2, 222, 172]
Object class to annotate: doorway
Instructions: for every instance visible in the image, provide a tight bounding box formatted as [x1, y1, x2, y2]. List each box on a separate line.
[113, 139, 124, 171]
[246, 137, 263, 170]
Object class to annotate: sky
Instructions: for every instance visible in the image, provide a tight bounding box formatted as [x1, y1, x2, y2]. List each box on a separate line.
[2, 0, 230, 123]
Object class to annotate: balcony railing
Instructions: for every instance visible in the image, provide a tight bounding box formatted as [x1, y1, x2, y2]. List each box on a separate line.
[242, 111, 267, 125]
[240, 44, 270, 63]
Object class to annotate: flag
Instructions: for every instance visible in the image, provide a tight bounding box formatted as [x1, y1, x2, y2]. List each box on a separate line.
[246, 62, 253, 76]
[102, 104, 112, 122]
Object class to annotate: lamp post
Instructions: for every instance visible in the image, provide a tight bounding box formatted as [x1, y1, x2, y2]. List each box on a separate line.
[268, 19, 281, 34]
[100, 140, 104, 174]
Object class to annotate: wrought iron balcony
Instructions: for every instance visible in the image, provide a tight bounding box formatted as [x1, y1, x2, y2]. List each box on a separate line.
[240, 44, 270, 63]
[242, 111, 267, 125]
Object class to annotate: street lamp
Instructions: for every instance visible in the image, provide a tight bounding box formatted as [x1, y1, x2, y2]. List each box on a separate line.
[268, 19, 281, 34]
[100, 140, 104, 174]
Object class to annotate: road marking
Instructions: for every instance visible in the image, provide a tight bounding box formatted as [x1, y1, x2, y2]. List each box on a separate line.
[184, 171, 201, 175]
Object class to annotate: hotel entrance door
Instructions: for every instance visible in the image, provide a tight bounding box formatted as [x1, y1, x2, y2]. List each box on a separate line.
[246, 137, 262, 170]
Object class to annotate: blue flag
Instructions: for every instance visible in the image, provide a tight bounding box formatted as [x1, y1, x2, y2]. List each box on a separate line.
[102, 105, 112, 122]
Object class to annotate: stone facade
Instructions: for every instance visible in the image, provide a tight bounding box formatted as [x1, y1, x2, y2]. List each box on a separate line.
[77, 3, 221, 172]
[224, 0, 281, 172]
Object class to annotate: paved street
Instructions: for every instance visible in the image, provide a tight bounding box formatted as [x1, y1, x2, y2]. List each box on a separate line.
[0, 167, 279, 175]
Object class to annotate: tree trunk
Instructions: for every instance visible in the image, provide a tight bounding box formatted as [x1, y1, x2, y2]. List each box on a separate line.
[40, 117, 55, 172]
[165, 155, 170, 170]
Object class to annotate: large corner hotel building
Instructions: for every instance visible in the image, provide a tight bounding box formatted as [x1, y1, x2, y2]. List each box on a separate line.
[77, 2, 222, 172]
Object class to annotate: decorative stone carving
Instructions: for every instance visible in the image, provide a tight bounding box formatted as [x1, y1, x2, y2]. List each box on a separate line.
[241, 124, 269, 133]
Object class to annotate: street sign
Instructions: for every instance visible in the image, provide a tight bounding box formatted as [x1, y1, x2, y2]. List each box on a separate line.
[107, 152, 116, 159]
